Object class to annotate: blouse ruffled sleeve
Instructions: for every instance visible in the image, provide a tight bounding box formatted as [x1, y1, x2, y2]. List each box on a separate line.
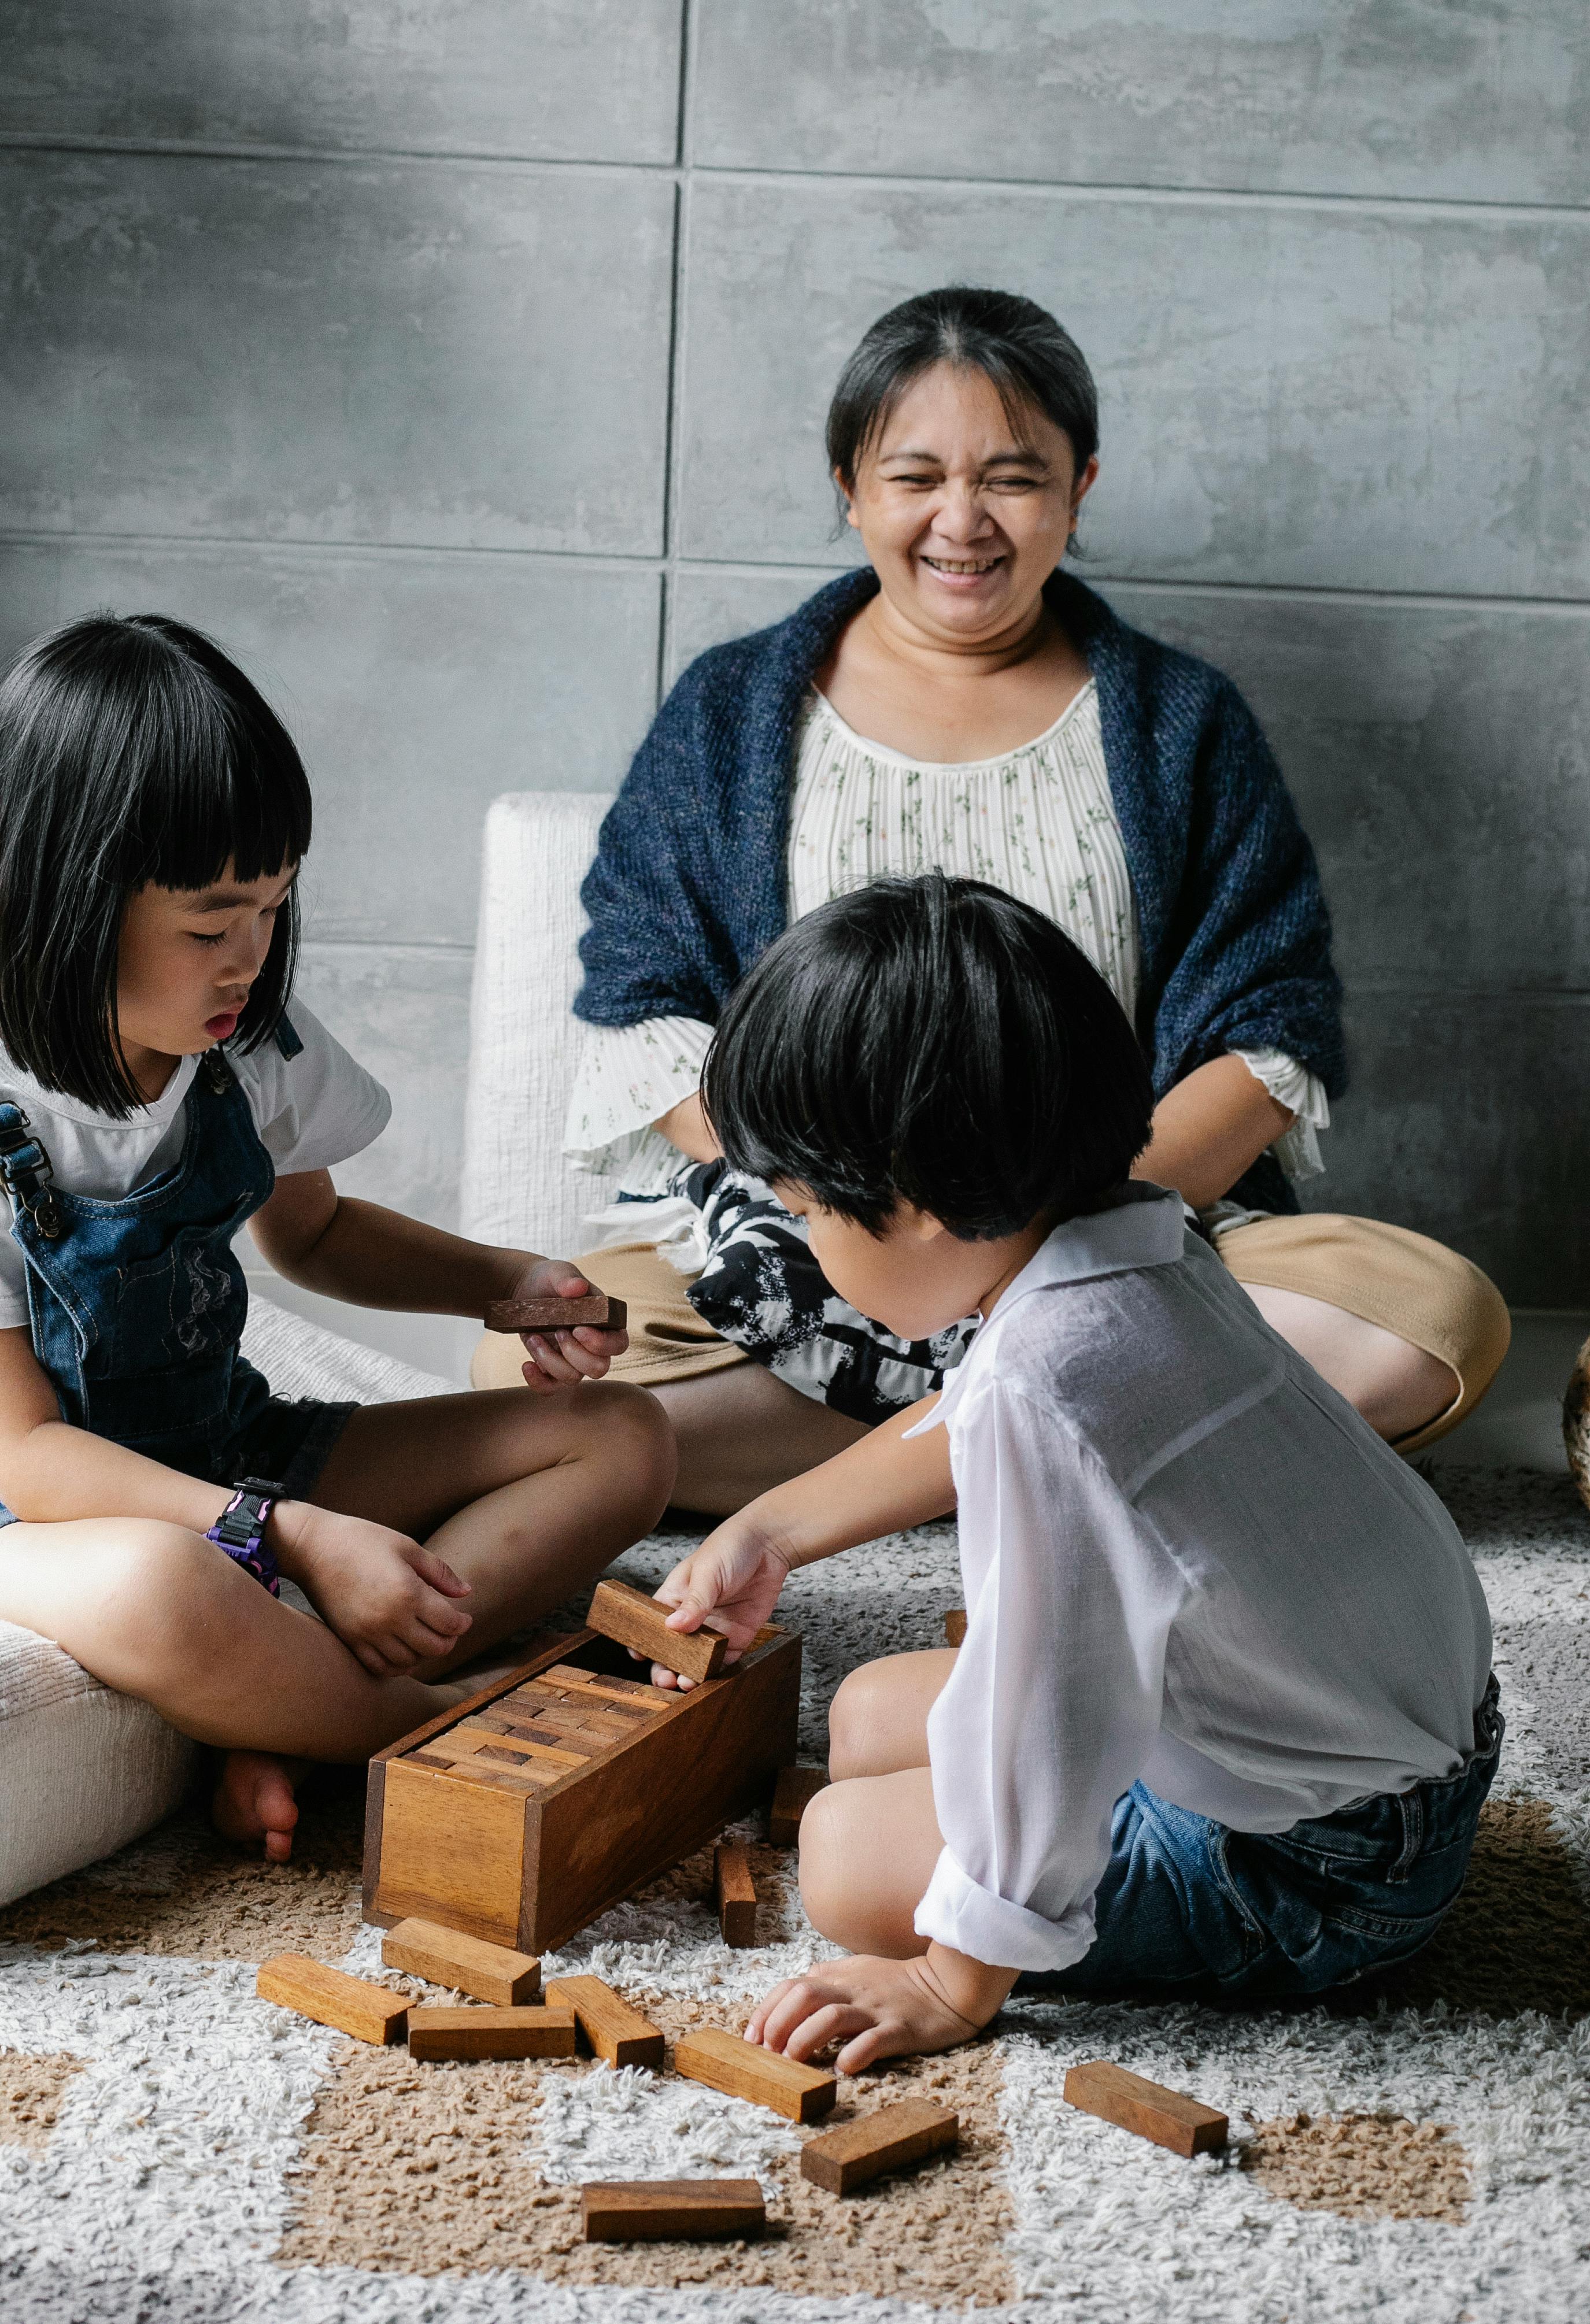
[563, 1016, 715, 1176]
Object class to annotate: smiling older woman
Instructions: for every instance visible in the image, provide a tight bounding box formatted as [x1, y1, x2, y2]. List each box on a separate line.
[475, 288, 1510, 1512]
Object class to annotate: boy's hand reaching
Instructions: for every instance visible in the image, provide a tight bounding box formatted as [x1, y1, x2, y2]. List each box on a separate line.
[272, 1503, 474, 1676]
[647, 1522, 794, 1690]
[744, 1950, 1013, 2075]
[504, 1259, 630, 1393]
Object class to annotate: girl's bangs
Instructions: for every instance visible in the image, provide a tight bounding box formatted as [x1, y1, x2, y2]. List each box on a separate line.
[128, 682, 312, 894]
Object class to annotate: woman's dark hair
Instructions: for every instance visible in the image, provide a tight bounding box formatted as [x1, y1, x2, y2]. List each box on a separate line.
[826, 286, 1099, 494]
[704, 874, 1153, 1240]
[0, 612, 312, 1115]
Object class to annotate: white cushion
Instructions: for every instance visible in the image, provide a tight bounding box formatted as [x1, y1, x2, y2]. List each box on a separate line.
[0, 1295, 450, 1909]
[460, 789, 613, 1261]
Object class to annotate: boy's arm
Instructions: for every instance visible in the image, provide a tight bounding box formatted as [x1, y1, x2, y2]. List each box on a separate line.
[648, 1396, 954, 1681]
[250, 1170, 624, 1387]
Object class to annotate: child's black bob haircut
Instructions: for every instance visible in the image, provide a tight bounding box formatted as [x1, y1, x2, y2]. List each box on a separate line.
[0, 612, 312, 1117]
[703, 874, 1155, 1240]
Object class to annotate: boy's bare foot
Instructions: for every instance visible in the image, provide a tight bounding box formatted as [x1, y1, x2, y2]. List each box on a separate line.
[213, 1749, 307, 1864]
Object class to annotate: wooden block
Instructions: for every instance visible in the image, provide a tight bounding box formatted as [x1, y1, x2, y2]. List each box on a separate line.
[256, 1955, 409, 2047]
[674, 2026, 836, 2123]
[381, 1919, 541, 2007]
[715, 1841, 757, 1948]
[768, 1764, 829, 1847]
[538, 1665, 669, 1707]
[944, 1608, 967, 1647]
[800, 2099, 960, 2193]
[1063, 2060, 1227, 2158]
[408, 2004, 578, 2061]
[546, 1974, 666, 2070]
[580, 2180, 764, 2242]
[485, 1293, 627, 1334]
[587, 1578, 728, 1683]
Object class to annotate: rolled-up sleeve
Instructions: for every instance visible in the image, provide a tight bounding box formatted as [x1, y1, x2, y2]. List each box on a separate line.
[914, 1381, 1186, 1973]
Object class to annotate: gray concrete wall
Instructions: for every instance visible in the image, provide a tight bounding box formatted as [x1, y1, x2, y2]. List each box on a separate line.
[2, 3, 1585, 1303]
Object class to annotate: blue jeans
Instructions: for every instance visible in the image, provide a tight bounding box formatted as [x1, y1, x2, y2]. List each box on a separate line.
[1022, 1675, 1503, 2003]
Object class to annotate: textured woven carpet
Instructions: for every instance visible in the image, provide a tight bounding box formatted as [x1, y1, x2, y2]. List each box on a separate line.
[2, 1466, 1588, 2323]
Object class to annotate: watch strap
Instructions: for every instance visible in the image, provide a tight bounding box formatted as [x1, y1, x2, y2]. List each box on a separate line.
[206, 1476, 284, 1597]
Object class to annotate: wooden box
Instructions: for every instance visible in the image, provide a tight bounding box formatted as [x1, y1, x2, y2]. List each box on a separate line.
[363, 1624, 800, 1955]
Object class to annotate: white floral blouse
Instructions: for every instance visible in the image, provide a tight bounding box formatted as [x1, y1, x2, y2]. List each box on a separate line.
[564, 683, 1328, 1196]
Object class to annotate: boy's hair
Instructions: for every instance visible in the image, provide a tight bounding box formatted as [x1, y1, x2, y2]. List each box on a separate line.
[0, 612, 312, 1116]
[703, 874, 1155, 1239]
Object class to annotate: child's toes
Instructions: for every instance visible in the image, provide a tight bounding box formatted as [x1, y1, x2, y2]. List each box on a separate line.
[212, 1749, 301, 1862]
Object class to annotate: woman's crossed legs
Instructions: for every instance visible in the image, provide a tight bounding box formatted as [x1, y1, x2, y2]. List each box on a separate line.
[0, 1379, 674, 1860]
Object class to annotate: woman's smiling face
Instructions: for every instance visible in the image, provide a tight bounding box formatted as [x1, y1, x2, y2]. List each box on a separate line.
[839, 360, 1097, 646]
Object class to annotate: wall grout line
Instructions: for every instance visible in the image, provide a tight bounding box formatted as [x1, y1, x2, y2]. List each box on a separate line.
[3, 530, 1587, 619]
[659, 0, 701, 697]
[3, 130, 1587, 227]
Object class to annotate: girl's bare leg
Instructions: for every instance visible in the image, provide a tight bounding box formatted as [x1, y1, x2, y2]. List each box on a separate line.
[220, 1378, 674, 1853]
[798, 1648, 956, 1954]
[308, 1379, 676, 1670]
[0, 1518, 460, 1760]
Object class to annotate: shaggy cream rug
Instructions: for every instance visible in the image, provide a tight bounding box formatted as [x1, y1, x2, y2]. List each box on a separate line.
[2, 1466, 1588, 2323]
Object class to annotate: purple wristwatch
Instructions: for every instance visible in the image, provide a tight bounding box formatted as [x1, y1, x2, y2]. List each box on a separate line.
[205, 1476, 284, 1596]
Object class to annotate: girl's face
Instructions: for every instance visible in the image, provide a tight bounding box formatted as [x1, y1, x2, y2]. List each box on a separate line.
[839, 361, 1097, 647]
[117, 861, 297, 1076]
[771, 1180, 1015, 1341]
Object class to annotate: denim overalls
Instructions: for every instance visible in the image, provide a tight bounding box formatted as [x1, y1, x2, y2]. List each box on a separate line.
[0, 1021, 353, 1524]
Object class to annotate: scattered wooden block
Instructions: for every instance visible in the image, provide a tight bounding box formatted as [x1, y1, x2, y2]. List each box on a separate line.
[485, 1293, 627, 1334]
[407, 2004, 578, 2062]
[580, 2180, 764, 2242]
[944, 1608, 967, 1647]
[800, 2097, 960, 2193]
[545, 1974, 666, 2071]
[587, 1577, 728, 1683]
[381, 1919, 541, 2007]
[715, 1841, 757, 1948]
[1063, 2060, 1227, 2158]
[674, 2026, 837, 2123]
[768, 1763, 829, 1847]
[256, 1955, 409, 2047]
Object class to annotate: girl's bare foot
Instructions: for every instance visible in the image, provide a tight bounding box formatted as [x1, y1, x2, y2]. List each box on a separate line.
[213, 1749, 307, 1864]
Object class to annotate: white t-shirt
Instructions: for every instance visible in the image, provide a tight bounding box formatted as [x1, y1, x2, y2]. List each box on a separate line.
[0, 1003, 390, 1333]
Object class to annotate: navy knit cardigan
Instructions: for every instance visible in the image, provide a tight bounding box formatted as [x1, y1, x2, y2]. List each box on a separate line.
[576, 567, 1345, 1215]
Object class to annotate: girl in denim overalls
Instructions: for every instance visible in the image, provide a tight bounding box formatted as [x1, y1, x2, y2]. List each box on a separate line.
[0, 615, 674, 1862]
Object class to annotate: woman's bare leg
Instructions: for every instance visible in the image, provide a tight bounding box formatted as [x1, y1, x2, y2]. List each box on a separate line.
[793, 1649, 956, 1955]
[1243, 1286, 1459, 1442]
[652, 1364, 868, 1514]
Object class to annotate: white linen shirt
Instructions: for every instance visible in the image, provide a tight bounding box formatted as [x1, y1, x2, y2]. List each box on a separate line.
[909, 1185, 1492, 1974]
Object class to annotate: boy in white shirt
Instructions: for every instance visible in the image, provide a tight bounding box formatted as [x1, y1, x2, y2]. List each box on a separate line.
[649, 872, 1500, 2069]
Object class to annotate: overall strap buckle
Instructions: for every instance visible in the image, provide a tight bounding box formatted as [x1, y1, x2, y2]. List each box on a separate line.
[202, 1049, 235, 1094]
[0, 1104, 64, 1240]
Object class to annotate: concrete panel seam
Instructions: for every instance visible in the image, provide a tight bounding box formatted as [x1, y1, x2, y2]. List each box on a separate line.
[0, 131, 678, 180]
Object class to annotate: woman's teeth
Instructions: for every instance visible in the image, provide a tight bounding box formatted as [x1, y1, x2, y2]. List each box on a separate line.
[923, 556, 1002, 574]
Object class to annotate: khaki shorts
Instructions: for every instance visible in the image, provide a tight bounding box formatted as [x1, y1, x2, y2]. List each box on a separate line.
[471, 1213, 1510, 1455]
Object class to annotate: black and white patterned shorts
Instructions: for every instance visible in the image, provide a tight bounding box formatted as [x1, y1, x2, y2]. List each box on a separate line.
[659, 1160, 980, 1427]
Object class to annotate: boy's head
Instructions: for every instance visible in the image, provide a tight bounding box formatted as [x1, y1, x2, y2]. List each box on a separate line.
[703, 874, 1156, 1336]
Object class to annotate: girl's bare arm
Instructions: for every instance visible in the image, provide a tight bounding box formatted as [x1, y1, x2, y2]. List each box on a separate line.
[0, 1325, 234, 1531]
